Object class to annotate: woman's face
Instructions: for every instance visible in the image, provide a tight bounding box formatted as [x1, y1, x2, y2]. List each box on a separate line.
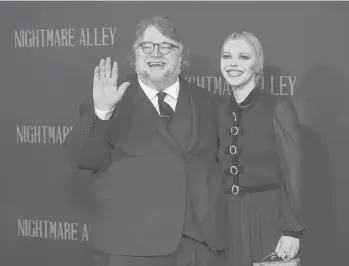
[220, 38, 259, 87]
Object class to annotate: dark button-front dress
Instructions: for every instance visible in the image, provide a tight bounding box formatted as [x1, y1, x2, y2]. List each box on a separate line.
[216, 85, 306, 266]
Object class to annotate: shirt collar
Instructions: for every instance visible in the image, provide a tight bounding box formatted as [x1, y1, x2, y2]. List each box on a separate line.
[138, 76, 180, 100]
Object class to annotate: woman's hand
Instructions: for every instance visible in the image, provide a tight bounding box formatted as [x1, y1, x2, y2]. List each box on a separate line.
[274, 235, 300, 260]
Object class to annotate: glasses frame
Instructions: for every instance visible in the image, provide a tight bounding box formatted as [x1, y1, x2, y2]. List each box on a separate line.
[139, 41, 180, 55]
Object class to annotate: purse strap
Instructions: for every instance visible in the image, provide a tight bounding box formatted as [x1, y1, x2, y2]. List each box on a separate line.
[261, 252, 278, 261]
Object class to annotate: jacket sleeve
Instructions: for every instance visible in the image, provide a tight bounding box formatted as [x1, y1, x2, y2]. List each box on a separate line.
[62, 96, 119, 171]
[273, 97, 306, 238]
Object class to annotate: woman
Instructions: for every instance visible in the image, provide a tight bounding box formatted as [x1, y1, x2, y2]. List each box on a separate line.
[216, 31, 306, 266]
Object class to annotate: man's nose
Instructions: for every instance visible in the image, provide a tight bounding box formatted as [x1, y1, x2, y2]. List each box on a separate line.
[150, 45, 162, 57]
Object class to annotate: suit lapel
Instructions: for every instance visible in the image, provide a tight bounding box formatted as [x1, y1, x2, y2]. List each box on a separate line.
[170, 78, 199, 154]
[184, 86, 220, 160]
[187, 97, 199, 152]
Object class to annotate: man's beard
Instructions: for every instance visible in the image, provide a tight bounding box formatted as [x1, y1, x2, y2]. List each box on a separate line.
[138, 68, 172, 81]
[136, 62, 182, 88]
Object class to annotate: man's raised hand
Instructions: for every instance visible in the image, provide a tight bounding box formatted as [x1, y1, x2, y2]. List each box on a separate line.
[93, 57, 130, 111]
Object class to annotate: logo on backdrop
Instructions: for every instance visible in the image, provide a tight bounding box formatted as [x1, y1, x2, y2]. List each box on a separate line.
[16, 125, 73, 144]
[14, 27, 117, 48]
[18, 218, 90, 241]
[184, 75, 297, 96]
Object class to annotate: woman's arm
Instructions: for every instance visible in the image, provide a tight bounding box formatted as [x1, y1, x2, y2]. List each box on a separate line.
[273, 96, 306, 237]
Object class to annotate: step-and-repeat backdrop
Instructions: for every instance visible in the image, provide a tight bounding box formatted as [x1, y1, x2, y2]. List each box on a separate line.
[1, 2, 348, 266]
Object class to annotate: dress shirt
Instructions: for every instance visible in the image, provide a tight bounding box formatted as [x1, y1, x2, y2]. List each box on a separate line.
[95, 77, 180, 120]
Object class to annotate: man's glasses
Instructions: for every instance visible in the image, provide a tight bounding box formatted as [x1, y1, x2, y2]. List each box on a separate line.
[139, 42, 180, 55]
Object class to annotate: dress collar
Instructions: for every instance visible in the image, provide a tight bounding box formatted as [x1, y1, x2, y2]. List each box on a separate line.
[231, 84, 262, 110]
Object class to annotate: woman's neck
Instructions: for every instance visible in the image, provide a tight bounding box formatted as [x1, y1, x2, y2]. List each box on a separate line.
[232, 78, 256, 104]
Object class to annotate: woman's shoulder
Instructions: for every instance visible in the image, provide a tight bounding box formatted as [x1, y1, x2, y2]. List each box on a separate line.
[272, 95, 297, 117]
[257, 89, 295, 114]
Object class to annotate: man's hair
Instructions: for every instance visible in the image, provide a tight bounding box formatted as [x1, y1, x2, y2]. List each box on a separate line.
[129, 16, 189, 70]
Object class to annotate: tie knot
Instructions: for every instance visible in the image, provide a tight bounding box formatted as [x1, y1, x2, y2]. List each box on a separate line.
[157, 91, 167, 102]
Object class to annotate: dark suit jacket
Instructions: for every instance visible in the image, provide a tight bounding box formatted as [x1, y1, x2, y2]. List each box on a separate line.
[63, 75, 227, 256]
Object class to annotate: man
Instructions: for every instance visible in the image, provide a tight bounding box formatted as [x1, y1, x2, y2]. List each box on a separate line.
[63, 16, 226, 266]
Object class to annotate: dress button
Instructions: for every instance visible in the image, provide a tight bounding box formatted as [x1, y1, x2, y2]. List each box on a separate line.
[85, 126, 92, 135]
[232, 112, 237, 122]
[225, 145, 239, 155]
[228, 126, 239, 136]
[224, 165, 244, 176]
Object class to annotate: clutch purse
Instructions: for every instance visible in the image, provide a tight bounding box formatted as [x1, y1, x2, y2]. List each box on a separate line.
[252, 253, 300, 266]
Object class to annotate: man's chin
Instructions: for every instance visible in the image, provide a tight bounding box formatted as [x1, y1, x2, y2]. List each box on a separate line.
[147, 71, 169, 82]
[150, 75, 166, 82]
[138, 68, 175, 83]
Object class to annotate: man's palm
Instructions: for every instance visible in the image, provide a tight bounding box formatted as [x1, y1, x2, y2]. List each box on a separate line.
[93, 57, 130, 111]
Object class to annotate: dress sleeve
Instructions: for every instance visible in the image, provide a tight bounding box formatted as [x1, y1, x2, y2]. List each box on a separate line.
[273, 97, 306, 238]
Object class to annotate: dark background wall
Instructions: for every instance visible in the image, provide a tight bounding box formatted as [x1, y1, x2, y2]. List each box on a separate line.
[1, 2, 348, 266]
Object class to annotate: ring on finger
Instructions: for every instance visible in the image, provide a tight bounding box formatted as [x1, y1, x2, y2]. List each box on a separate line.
[283, 252, 291, 261]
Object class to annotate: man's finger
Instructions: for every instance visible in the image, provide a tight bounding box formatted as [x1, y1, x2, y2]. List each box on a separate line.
[99, 59, 106, 77]
[94, 66, 100, 81]
[111, 61, 118, 84]
[117, 82, 130, 98]
[106, 57, 112, 78]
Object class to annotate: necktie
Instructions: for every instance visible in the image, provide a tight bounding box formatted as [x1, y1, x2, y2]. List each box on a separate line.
[157, 91, 174, 126]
